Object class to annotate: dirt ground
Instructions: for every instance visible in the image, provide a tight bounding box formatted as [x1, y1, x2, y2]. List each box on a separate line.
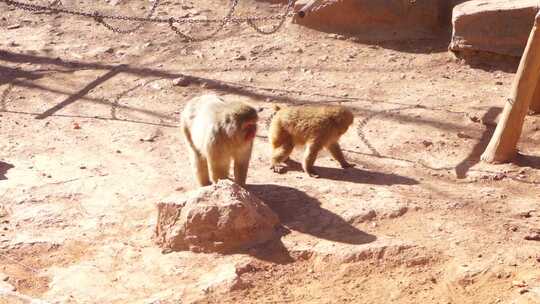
[1, 0, 540, 303]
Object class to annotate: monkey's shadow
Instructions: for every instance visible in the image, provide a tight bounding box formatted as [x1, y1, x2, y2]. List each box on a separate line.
[280, 159, 419, 186]
[247, 183, 377, 263]
[0, 161, 14, 180]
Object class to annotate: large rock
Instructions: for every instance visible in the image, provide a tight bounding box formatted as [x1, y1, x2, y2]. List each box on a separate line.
[450, 0, 538, 57]
[154, 180, 280, 254]
[292, 0, 450, 39]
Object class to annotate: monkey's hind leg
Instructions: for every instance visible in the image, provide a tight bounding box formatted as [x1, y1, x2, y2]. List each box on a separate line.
[303, 142, 322, 178]
[189, 151, 211, 187]
[327, 142, 355, 169]
[207, 151, 232, 184]
[270, 140, 294, 174]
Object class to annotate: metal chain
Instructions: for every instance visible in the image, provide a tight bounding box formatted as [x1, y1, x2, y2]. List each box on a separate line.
[1, 0, 295, 38]
[246, 0, 294, 35]
[168, 0, 238, 42]
[94, 0, 161, 34]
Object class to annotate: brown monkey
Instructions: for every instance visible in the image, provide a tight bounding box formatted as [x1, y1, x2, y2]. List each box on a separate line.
[269, 104, 354, 178]
[181, 94, 258, 187]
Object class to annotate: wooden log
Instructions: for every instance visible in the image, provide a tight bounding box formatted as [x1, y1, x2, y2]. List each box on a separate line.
[481, 11, 540, 163]
[530, 81, 540, 113]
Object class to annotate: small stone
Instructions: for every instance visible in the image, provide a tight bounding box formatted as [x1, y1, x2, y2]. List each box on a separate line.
[140, 130, 162, 142]
[422, 140, 433, 147]
[524, 232, 540, 241]
[172, 76, 192, 87]
[468, 115, 480, 123]
[73, 122, 81, 129]
[512, 280, 528, 288]
[294, 47, 303, 53]
[519, 288, 529, 294]
[7, 24, 21, 30]
[234, 54, 247, 61]
[495, 81, 503, 85]
[493, 173, 506, 181]
[457, 132, 472, 139]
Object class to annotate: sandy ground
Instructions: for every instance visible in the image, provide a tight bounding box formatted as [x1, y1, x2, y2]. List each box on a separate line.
[1, 0, 540, 303]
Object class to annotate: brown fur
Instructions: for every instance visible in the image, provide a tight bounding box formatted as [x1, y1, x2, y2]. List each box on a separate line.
[269, 104, 354, 177]
[181, 94, 258, 187]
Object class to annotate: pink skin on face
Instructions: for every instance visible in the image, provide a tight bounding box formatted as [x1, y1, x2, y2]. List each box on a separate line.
[244, 123, 257, 141]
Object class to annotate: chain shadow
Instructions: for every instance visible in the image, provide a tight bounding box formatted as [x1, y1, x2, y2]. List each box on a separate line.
[247, 184, 377, 245]
[0, 161, 14, 180]
[34, 65, 125, 120]
[0, 50, 495, 135]
[0, 65, 45, 111]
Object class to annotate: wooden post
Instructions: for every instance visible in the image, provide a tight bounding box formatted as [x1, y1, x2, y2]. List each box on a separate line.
[529, 82, 540, 113]
[481, 11, 540, 163]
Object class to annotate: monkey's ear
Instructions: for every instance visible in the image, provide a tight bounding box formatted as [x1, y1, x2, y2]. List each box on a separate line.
[272, 104, 281, 112]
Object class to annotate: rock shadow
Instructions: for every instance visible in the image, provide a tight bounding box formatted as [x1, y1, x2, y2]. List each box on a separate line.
[278, 159, 418, 185]
[247, 237, 295, 265]
[247, 184, 377, 246]
[452, 50, 520, 73]
[0, 161, 14, 180]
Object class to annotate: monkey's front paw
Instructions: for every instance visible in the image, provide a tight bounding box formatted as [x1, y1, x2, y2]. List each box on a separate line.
[341, 162, 356, 169]
[271, 164, 287, 174]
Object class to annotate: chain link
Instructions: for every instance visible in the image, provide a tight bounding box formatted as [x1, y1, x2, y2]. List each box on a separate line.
[1, 0, 296, 40]
[246, 0, 294, 34]
[168, 0, 238, 42]
[94, 0, 161, 34]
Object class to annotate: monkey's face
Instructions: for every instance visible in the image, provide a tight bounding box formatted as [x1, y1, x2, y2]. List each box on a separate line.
[242, 119, 257, 142]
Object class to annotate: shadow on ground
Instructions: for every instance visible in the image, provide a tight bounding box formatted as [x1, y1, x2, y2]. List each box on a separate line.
[0, 161, 14, 180]
[277, 159, 418, 185]
[248, 183, 377, 246]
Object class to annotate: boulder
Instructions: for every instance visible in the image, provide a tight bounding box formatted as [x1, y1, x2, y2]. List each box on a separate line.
[292, 0, 450, 40]
[450, 0, 538, 57]
[154, 180, 280, 254]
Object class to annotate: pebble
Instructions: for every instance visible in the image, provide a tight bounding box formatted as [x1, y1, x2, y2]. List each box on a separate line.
[512, 280, 528, 288]
[457, 132, 472, 139]
[524, 232, 540, 241]
[7, 24, 21, 30]
[422, 140, 433, 147]
[173, 76, 192, 87]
